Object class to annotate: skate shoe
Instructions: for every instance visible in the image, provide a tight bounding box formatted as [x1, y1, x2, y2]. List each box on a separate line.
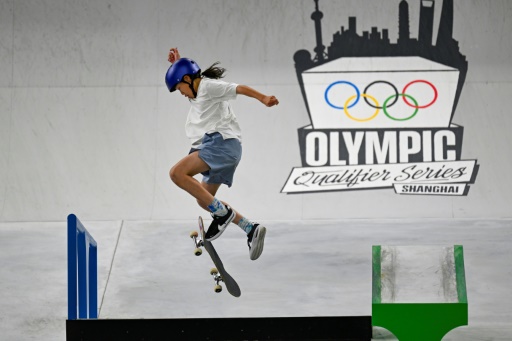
[205, 206, 235, 241]
[247, 224, 266, 260]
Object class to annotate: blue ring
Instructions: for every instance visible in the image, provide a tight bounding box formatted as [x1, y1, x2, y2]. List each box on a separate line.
[324, 81, 360, 110]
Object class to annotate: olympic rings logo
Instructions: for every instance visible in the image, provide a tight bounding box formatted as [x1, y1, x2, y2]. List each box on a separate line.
[324, 80, 438, 122]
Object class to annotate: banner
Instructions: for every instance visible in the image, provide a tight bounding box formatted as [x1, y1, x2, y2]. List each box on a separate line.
[282, 0, 479, 196]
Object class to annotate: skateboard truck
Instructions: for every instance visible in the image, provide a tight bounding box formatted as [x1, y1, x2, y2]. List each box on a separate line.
[210, 268, 223, 293]
[190, 231, 203, 256]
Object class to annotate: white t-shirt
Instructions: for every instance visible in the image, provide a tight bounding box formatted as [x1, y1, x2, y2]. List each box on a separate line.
[185, 78, 242, 148]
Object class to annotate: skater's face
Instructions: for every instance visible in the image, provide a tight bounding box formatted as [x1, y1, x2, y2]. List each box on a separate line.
[175, 75, 195, 99]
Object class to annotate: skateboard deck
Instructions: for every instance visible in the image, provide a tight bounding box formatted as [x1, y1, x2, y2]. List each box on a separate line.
[190, 216, 241, 297]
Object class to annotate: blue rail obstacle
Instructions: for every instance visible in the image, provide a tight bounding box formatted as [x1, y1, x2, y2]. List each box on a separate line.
[67, 214, 98, 320]
[372, 245, 468, 341]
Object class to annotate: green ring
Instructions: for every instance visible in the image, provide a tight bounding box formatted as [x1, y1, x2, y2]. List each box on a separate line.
[383, 94, 419, 121]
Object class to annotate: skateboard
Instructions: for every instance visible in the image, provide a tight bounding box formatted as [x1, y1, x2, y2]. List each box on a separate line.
[190, 216, 241, 297]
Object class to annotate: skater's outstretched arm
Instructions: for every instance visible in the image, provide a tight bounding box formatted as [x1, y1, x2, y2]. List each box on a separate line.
[236, 85, 279, 107]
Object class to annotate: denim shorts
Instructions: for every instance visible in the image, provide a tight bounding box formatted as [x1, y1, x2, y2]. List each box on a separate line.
[189, 132, 242, 187]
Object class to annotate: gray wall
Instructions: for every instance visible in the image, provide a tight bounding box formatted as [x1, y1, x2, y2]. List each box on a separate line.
[1, 0, 511, 222]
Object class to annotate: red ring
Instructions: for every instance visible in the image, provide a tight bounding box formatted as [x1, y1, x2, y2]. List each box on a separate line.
[402, 80, 438, 109]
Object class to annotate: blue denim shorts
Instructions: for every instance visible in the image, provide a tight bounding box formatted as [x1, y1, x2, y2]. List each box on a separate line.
[189, 132, 242, 187]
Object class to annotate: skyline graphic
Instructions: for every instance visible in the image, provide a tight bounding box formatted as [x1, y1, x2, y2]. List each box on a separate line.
[294, 0, 468, 123]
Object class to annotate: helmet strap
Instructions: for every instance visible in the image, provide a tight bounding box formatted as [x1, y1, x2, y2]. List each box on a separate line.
[182, 76, 199, 98]
[188, 81, 197, 98]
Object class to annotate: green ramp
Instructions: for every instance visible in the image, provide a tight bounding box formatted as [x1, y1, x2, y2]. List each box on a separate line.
[372, 245, 468, 341]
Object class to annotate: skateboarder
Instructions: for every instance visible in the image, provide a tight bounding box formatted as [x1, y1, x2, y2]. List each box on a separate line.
[166, 47, 278, 260]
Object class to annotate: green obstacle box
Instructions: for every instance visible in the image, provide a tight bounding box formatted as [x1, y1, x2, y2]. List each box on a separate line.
[372, 245, 468, 341]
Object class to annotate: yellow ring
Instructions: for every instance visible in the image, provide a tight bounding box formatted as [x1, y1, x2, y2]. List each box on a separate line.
[344, 94, 380, 122]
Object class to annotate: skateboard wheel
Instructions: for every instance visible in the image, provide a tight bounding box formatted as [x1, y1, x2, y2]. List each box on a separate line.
[210, 268, 218, 275]
[214, 284, 222, 293]
[194, 248, 202, 256]
[190, 231, 198, 238]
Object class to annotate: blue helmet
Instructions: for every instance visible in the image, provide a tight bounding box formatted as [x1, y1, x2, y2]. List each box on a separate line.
[165, 58, 201, 92]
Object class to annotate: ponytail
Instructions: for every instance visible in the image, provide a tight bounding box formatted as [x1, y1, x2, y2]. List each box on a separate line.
[201, 62, 226, 79]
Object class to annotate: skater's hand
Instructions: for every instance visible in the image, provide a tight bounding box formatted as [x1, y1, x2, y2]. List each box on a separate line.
[168, 47, 180, 63]
[262, 95, 279, 107]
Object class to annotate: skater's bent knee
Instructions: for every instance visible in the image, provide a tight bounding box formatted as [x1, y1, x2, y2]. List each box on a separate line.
[169, 166, 182, 185]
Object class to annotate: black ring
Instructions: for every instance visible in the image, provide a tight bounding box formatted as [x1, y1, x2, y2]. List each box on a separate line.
[363, 81, 399, 109]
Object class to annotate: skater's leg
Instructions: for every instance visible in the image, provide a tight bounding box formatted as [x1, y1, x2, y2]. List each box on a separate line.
[169, 151, 215, 208]
[170, 157, 234, 240]
[199, 181, 243, 224]
[199, 181, 261, 234]
[195, 182, 220, 211]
